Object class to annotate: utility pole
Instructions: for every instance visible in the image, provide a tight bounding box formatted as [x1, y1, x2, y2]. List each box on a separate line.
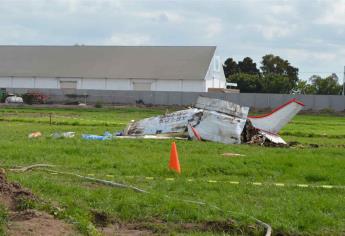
[343, 66, 345, 95]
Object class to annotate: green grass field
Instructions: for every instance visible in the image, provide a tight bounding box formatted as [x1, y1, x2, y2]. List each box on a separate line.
[0, 106, 344, 235]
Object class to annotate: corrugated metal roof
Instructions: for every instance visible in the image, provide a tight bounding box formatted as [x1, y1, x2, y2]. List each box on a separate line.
[0, 46, 215, 80]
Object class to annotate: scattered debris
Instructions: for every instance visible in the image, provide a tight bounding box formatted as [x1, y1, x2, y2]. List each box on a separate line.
[222, 153, 245, 157]
[51, 132, 75, 139]
[28, 132, 42, 138]
[116, 135, 186, 140]
[124, 96, 304, 146]
[247, 131, 287, 147]
[82, 131, 113, 141]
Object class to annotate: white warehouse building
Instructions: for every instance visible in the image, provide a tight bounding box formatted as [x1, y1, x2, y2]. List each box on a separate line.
[0, 45, 226, 93]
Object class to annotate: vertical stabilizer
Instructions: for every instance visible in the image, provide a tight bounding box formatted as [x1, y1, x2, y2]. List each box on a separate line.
[248, 99, 304, 134]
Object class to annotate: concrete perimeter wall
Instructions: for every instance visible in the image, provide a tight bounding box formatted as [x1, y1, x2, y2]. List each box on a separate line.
[5, 88, 345, 111]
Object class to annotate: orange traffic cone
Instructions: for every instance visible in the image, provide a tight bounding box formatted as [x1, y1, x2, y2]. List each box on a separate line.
[169, 141, 181, 174]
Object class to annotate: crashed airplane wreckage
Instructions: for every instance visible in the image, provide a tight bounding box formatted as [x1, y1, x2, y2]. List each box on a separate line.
[124, 97, 304, 146]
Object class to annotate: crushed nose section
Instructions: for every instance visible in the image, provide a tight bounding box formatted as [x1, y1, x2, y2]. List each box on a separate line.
[248, 99, 304, 134]
[188, 110, 247, 144]
[190, 97, 249, 144]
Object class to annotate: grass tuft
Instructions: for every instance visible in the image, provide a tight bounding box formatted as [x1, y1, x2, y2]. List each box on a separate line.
[0, 106, 344, 235]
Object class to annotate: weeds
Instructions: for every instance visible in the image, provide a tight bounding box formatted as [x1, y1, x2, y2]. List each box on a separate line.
[0, 205, 8, 235]
[0, 106, 344, 235]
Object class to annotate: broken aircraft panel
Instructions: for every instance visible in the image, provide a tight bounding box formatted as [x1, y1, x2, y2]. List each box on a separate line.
[195, 96, 249, 118]
[124, 96, 304, 146]
[188, 110, 247, 144]
[124, 108, 203, 136]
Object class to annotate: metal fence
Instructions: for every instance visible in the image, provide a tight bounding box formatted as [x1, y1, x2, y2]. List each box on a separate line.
[5, 88, 345, 111]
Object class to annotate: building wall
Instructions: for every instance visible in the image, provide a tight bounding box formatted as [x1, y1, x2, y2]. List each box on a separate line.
[181, 80, 205, 92]
[81, 78, 106, 90]
[155, 79, 181, 91]
[0, 77, 11, 87]
[35, 78, 58, 88]
[0, 53, 225, 92]
[4, 88, 345, 111]
[106, 79, 131, 90]
[12, 77, 35, 88]
[0, 77, 207, 92]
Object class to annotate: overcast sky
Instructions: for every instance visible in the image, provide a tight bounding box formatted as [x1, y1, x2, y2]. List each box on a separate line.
[1, 0, 344, 80]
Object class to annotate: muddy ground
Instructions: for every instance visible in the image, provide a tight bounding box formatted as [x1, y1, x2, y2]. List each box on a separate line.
[0, 170, 265, 235]
[0, 169, 76, 236]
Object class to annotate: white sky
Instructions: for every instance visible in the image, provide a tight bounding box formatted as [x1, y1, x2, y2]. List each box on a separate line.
[0, 0, 344, 80]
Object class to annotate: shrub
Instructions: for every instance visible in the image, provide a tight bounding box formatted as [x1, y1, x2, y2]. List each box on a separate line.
[22, 92, 48, 104]
[95, 102, 103, 108]
[0, 93, 9, 103]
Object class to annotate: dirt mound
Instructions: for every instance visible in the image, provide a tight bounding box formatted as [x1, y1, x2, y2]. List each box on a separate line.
[91, 210, 152, 236]
[0, 169, 76, 236]
[7, 210, 75, 236]
[97, 218, 262, 235]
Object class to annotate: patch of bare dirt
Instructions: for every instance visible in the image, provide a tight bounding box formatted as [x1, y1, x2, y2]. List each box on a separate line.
[91, 210, 152, 236]
[0, 169, 77, 236]
[99, 224, 152, 236]
[93, 215, 263, 236]
[7, 210, 75, 236]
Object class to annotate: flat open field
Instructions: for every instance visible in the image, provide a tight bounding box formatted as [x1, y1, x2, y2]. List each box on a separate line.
[0, 106, 344, 235]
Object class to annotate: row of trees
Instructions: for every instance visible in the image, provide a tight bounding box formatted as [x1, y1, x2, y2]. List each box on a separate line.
[223, 54, 343, 94]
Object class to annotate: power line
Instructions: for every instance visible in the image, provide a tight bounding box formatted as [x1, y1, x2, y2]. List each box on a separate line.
[298, 72, 342, 74]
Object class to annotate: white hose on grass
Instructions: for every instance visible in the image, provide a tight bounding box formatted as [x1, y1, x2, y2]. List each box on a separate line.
[8, 164, 272, 235]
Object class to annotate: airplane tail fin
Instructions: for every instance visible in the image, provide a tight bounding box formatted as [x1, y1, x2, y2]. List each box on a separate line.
[248, 99, 304, 134]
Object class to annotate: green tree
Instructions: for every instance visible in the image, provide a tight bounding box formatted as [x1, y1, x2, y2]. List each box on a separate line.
[227, 73, 261, 93]
[223, 58, 239, 78]
[238, 57, 259, 74]
[261, 54, 298, 92]
[309, 74, 342, 95]
[260, 74, 291, 93]
[294, 80, 316, 94]
[224, 54, 300, 94]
